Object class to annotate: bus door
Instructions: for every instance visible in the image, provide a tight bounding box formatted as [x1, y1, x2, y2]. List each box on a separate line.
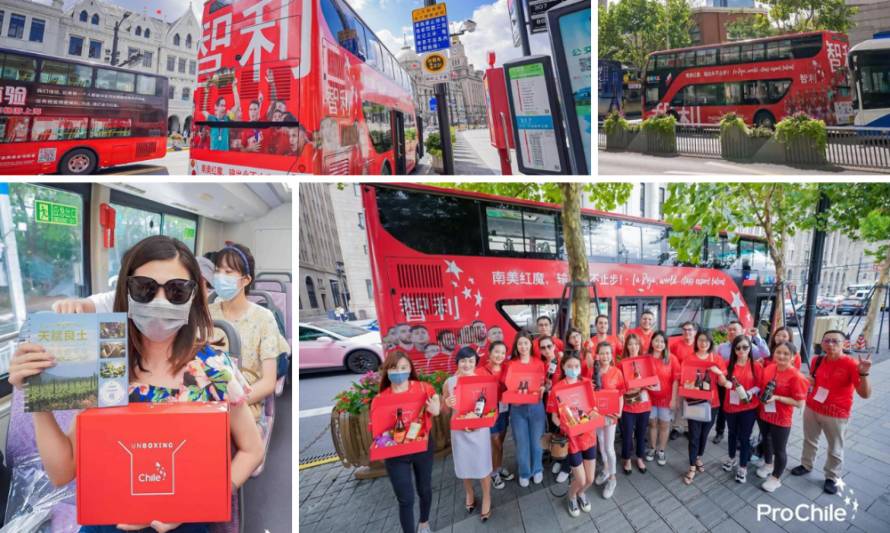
[617, 297, 662, 331]
[392, 111, 407, 174]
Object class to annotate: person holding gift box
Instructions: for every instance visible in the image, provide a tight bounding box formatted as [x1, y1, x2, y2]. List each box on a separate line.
[714, 335, 763, 484]
[645, 331, 680, 467]
[542, 334, 571, 483]
[546, 353, 598, 518]
[9, 236, 265, 533]
[619, 334, 655, 475]
[592, 341, 626, 499]
[481, 340, 514, 490]
[668, 321, 699, 441]
[681, 331, 727, 485]
[375, 350, 442, 533]
[443, 347, 493, 522]
[504, 331, 547, 487]
[756, 341, 808, 493]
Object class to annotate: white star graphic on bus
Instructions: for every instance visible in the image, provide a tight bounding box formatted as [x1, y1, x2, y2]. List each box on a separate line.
[475, 290, 483, 306]
[730, 291, 744, 313]
[462, 287, 472, 300]
[469, 277, 475, 285]
[845, 496, 851, 506]
[451, 280, 458, 288]
[445, 260, 463, 280]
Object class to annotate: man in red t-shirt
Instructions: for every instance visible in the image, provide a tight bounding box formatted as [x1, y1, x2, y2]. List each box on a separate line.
[790, 330, 872, 494]
[626, 310, 656, 353]
[585, 315, 622, 362]
[668, 321, 699, 440]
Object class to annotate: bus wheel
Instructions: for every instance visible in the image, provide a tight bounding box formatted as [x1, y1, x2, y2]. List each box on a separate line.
[381, 162, 392, 175]
[345, 350, 380, 374]
[754, 111, 776, 129]
[60, 149, 97, 175]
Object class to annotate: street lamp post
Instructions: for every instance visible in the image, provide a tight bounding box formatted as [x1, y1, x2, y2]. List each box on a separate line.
[424, 0, 455, 175]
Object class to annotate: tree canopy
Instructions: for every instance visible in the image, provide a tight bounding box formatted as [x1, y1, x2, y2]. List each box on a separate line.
[726, 0, 859, 40]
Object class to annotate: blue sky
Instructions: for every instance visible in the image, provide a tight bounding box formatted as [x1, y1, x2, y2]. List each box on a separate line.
[51, 0, 552, 70]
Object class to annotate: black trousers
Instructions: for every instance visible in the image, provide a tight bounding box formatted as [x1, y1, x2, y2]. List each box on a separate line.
[384, 440, 435, 533]
[760, 421, 792, 478]
[687, 413, 715, 466]
[714, 385, 727, 435]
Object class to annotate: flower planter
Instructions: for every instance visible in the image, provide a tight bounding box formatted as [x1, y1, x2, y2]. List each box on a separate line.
[430, 153, 444, 174]
[606, 130, 631, 151]
[645, 130, 677, 154]
[783, 137, 827, 166]
[720, 126, 749, 160]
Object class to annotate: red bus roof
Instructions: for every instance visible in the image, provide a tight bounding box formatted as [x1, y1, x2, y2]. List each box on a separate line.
[373, 182, 767, 242]
[647, 30, 845, 57]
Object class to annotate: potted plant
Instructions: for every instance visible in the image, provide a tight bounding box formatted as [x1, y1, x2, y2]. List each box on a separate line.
[603, 111, 638, 150]
[330, 369, 451, 479]
[169, 132, 185, 151]
[423, 128, 456, 174]
[775, 113, 827, 166]
[641, 113, 677, 154]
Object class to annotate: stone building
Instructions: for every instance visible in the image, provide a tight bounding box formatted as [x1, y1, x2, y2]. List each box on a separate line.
[0, 0, 200, 135]
[299, 183, 348, 321]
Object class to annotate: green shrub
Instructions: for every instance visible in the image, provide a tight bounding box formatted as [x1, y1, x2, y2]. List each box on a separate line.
[641, 113, 676, 135]
[775, 113, 827, 152]
[424, 128, 457, 159]
[405, 127, 417, 141]
[719, 112, 748, 136]
[749, 126, 775, 139]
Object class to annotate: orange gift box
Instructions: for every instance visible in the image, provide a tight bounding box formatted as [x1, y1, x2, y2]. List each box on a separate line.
[502, 365, 544, 404]
[369, 390, 430, 461]
[555, 381, 604, 436]
[76, 402, 231, 526]
[593, 389, 621, 416]
[679, 358, 718, 400]
[451, 375, 500, 430]
[621, 356, 660, 389]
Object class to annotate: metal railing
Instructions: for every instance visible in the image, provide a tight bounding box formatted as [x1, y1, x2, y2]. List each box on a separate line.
[674, 124, 721, 158]
[826, 126, 890, 172]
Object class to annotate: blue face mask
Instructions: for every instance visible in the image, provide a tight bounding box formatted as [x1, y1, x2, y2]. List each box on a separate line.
[388, 370, 410, 385]
[564, 367, 581, 379]
[213, 273, 243, 301]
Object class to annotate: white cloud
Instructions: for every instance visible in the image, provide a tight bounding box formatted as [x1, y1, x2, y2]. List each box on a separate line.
[351, 0, 368, 9]
[458, 0, 552, 72]
[377, 27, 413, 56]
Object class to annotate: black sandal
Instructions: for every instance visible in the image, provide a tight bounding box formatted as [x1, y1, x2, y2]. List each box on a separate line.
[466, 499, 476, 514]
[695, 459, 705, 473]
[480, 505, 492, 522]
[636, 460, 647, 473]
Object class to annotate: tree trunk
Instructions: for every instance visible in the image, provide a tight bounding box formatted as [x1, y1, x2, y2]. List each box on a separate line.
[768, 237, 787, 334]
[560, 184, 590, 335]
[861, 246, 890, 349]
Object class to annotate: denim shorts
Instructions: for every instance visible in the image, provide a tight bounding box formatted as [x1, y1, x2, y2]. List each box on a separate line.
[651, 406, 673, 422]
[567, 445, 597, 467]
[490, 409, 510, 434]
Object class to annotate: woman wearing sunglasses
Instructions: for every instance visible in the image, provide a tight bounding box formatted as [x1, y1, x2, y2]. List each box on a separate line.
[208, 243, 288, 434]
[9, 235, 265, 533]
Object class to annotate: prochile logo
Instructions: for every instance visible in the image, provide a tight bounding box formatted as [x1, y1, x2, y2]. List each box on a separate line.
[757, 477, 859, 524]
[118, 440, 187, 496]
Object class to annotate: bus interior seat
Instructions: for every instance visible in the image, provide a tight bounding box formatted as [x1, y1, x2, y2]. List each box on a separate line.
[254, 271, 292, 341]
[246, 289, 291, 397]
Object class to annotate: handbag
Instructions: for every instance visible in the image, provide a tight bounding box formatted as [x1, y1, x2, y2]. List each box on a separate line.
[682, 399, 712, 422]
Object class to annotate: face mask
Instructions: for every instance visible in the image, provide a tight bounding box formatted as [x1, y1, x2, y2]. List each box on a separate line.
[213, 273, 243, 302]
[128, 294, 193, 342]
[388, 370, 410, 385]
[564, 367, 581, 379]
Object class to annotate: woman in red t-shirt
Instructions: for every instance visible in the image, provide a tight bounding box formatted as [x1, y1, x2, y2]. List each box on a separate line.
[504, 332, 547, 486]
[619, 333, 654, 474]
[756, 341, 808, 493]
[373, 351, 442, 533]
[645, 331, 679, 466]
[547, 353, 597, 517]
[766, 327, 802, 370]
[482, 340, 514, 489]
[681, 331, 727, 485]
[592, 341, 626, 499]
[714, 335, 763, 483]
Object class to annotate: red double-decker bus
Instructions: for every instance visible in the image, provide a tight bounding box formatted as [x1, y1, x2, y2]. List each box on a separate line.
[190, 0, 419, 175]
[0, 48, 168, 174]
[361, 183, 779, 373]
[642, 31, 854, 128]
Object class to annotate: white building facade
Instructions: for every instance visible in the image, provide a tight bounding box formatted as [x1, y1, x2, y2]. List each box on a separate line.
[329, 183, 377, 320]
[0, 0, 200, 135]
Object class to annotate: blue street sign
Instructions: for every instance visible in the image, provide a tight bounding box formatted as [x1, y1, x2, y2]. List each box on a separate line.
[414, 16, 450, 54]
[430, 97, 437, 112]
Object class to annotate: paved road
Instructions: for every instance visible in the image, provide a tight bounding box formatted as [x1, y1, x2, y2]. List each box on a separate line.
[597, 150, 875, 175]
[298, 370, 366, 462]
[98, 149, 190, 175]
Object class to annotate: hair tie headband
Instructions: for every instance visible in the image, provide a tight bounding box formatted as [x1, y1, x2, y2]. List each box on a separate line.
[224, 245, 249, 272]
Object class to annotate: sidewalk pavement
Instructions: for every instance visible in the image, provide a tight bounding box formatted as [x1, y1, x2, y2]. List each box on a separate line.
[413, 128, 519, 176]
[299, 354, 890, 533]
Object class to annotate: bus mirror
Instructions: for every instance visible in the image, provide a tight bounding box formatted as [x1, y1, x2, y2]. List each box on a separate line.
[100, 203, 116, 248]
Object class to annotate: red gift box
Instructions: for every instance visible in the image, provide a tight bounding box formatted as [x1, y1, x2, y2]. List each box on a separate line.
[76, 402, 231, 526]
[593, 389, 621, 416]
[451, 375, 500, 430]
[369, 390, 429, 461]
[502, 365, 545, 404]
[621, 356, 660, 389]
[554, 381, 604, 436]
[679, 358, 718, 400]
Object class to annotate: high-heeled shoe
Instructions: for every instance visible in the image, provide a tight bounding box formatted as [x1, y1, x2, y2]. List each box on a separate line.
[465, 499, 476, 514]
[480, 506, 492, 522]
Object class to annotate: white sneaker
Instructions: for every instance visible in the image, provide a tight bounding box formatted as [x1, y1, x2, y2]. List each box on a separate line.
[761, 475, 782, 492]
[519, 477, 530, 487]
[722, 457, 738, 472]
[552, 462, 562, 474]
[533, 471, 544, 484]
[595, 471, 609, 486]
[735, 467, 747, 484]
[567, 496, 580, 517]
[756, 464, 773, 479]
[499, 467, 515, 481]
[603, 477, 617, 499]
[556, 471, 570, 483]
[578, 492, 592, 513]
[656, 450, 667, 466]
[751, 456, 765, 468]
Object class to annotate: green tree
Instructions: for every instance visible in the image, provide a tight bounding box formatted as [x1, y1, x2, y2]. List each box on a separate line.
[663, 183, 822, 332]
[726, 0, 858, 38]
[599, 0, 694, 73]
[435, 183, 633, 334]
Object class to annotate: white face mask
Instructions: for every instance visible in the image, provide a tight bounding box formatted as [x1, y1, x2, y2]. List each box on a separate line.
[128, 294, 194, 342]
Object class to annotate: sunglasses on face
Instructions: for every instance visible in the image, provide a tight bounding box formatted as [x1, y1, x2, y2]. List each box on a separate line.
[736, 345, 751, 351]
[541, 344, 554, 350]
[128, 276, 197, 305]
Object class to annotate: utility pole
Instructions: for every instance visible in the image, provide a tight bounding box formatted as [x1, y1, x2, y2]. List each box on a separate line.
[424, 0, 454, 175]
[515, 0, 532, 56]
[802, 192, 830, 362]
[109, 12, 133, 66]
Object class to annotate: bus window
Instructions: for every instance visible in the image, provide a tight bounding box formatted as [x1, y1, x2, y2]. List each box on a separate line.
[365, 32, 381, 70]
[96, 68, 135, 92]
[741, 43, 765, 62]
[109, 204, 161, 280]
[587, 217, 617, 261]
[90, 118, 132, 138]
[702, 297, 733, 330]
[320, 0, 346, 44]
[136, 74, 158, 96]
[696, 48, 717, 67]
[362, 101, 392, 153]
[0, 117, 30, 143]
[655, 53, 673, 70]
[720, 45, 740, 65]
[666, 297, 703, 336]
[40, 59, 71, 85]
[9, 184, 86, 315]
[163, 214, 197, 250]
[347, 14, 367, 61]
[31, 117, 88, 141]
[524, 211, 556, 256]
[791, 35, 822, 59]
[766, 39, 792, 61]
[498, 301, 558, 331]
[641, 224, 666, 263]
[618, 222, 642, 262]
[486, 207, 524, 253]
[2, 53, 36, 81]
